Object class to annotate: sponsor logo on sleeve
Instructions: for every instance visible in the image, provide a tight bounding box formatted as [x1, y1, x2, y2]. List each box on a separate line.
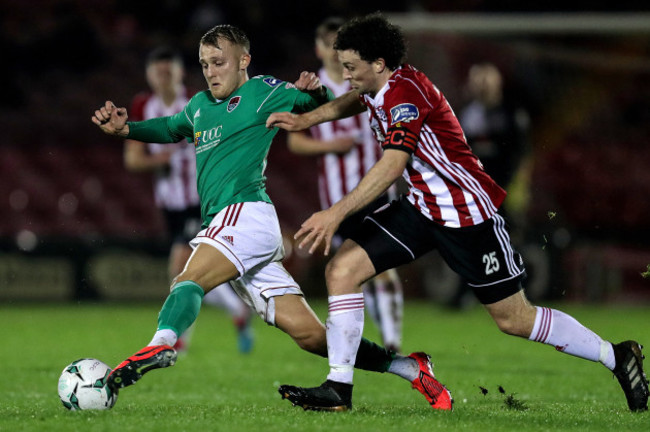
[390, 103, 419, 124]
[263, 77, 281, 87]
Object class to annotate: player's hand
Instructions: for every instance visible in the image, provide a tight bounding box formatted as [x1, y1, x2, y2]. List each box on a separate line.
[91, 101, 129, 136]
[266, 112, 310, 131]
[294, 208, 343, 256]
[293, 71, 322, 92]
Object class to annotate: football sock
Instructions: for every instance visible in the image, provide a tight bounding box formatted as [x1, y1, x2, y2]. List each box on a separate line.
[149, 328, 177, 347]
[355, 337, 393, 373]
[156, 280, 205, 339]
[387, 355, 420, 381]
[529, 306, 616, 370]
[374, 274, 404, 351]
[326, 293, 365, 384]
[362, 281, 381, 332]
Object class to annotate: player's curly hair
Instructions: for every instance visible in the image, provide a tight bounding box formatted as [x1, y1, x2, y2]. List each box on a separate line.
[201, 24, 250, 53]
[334, 12, 406, 70]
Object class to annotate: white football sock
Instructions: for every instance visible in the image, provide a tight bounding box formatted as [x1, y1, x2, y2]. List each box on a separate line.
[387, 355, 419, 381]
[362, 281, 381, 331]
[374, 276, 403, 351]
[326, 293, 365, 384]
[529, 306, 615, 370]
[148, 328, 178, 347]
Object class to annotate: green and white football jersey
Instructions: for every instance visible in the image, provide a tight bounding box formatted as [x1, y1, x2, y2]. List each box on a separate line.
[127, 75, 332, 227]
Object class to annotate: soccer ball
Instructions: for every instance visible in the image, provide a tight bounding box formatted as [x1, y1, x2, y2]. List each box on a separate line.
[58, 358, 118, 410]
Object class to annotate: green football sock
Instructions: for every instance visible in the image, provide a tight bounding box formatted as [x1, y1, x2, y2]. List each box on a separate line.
[354, 337, 394, 373]
[157, 281, 205, 336]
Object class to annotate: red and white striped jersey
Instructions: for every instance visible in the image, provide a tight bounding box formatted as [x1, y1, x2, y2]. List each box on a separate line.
[360, 65, 506, 228]
[310, 68, 382, 209]
[130, 86, 200, 211]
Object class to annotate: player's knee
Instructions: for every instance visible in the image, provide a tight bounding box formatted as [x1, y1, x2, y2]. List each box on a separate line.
[172, 271, 208, 293]
[493, 315, 520, 336]
[325, 257, 358, 288]
[291, 327, 327, 356]
[492, 311, 533, 337]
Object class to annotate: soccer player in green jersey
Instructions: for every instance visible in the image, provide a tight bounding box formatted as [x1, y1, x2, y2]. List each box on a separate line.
[91, 24, 450, 411]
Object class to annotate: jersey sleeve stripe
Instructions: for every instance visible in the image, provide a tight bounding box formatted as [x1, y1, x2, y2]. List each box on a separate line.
[257, 85, 283, 113]
[184, 106, 194, 126]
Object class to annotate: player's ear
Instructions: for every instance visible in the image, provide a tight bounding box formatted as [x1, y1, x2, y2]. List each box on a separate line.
[373, 58, 387, 74]
[240, 53, 251, 70]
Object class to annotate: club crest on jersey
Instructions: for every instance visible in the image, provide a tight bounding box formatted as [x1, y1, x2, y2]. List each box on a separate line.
[390, 103, 419, 124]
[227, 96, 241, 113]
[263, 77, 281, 87]
[376, 108, 387, 122]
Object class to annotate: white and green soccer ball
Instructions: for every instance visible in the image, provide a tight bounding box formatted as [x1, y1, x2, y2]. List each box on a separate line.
[58, 358, 118, 410]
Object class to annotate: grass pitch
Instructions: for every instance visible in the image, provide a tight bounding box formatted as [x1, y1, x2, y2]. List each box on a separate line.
[0, 300, 648, 432]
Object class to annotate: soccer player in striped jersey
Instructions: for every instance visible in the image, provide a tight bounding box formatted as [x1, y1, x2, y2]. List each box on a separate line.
[92, 24, 450, 410]
[124, 46, 254, 354]
[267, 13, 648, 412]
[288, 18, 403, 353]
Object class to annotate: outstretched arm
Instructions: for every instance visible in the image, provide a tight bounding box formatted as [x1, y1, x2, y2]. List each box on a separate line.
[287, 131, 356, 156]
[294, 149, 409, 255]
[266, 90, 365, 132]
[123, 139, 172, 172]
[93, 100, 191, 144]
[92, 101, 130, 137]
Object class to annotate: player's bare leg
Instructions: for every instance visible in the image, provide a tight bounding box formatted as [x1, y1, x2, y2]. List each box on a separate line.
[108, 244, 238, 391]
[485, 290, 648, 411]
[274, 294, 327, 355]
[171, 242, 254, 354]
[277, 241, 452, 411]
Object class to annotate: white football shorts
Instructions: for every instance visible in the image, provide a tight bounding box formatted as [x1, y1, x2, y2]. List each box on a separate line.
[189, 201, 303, 325]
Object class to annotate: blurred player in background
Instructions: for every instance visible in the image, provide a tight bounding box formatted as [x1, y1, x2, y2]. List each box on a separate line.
[288, 18, 403, 352]
[267, 13, 648, 412]
[92, 24, 451, 411]
[123, 46, 253, 353]
[459, 62, 529, 192]
[452, 62, 531, 309]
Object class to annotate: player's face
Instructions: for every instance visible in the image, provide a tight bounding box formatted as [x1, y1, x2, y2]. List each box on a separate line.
[468, 64, 502, 105]
[315, 32, 341, 73]
[146, 60, 183, 95]
[338, 49, 382, 96]
[199, 39, 250, 100]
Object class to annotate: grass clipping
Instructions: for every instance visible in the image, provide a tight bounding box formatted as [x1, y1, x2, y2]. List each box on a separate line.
[480, 385, 529, 411]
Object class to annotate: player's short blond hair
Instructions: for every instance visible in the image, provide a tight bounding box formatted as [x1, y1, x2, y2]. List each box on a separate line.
[201, 24, 250, 53]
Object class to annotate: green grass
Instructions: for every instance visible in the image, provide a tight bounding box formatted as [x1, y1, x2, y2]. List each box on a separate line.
[0, 300, 648, 431]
